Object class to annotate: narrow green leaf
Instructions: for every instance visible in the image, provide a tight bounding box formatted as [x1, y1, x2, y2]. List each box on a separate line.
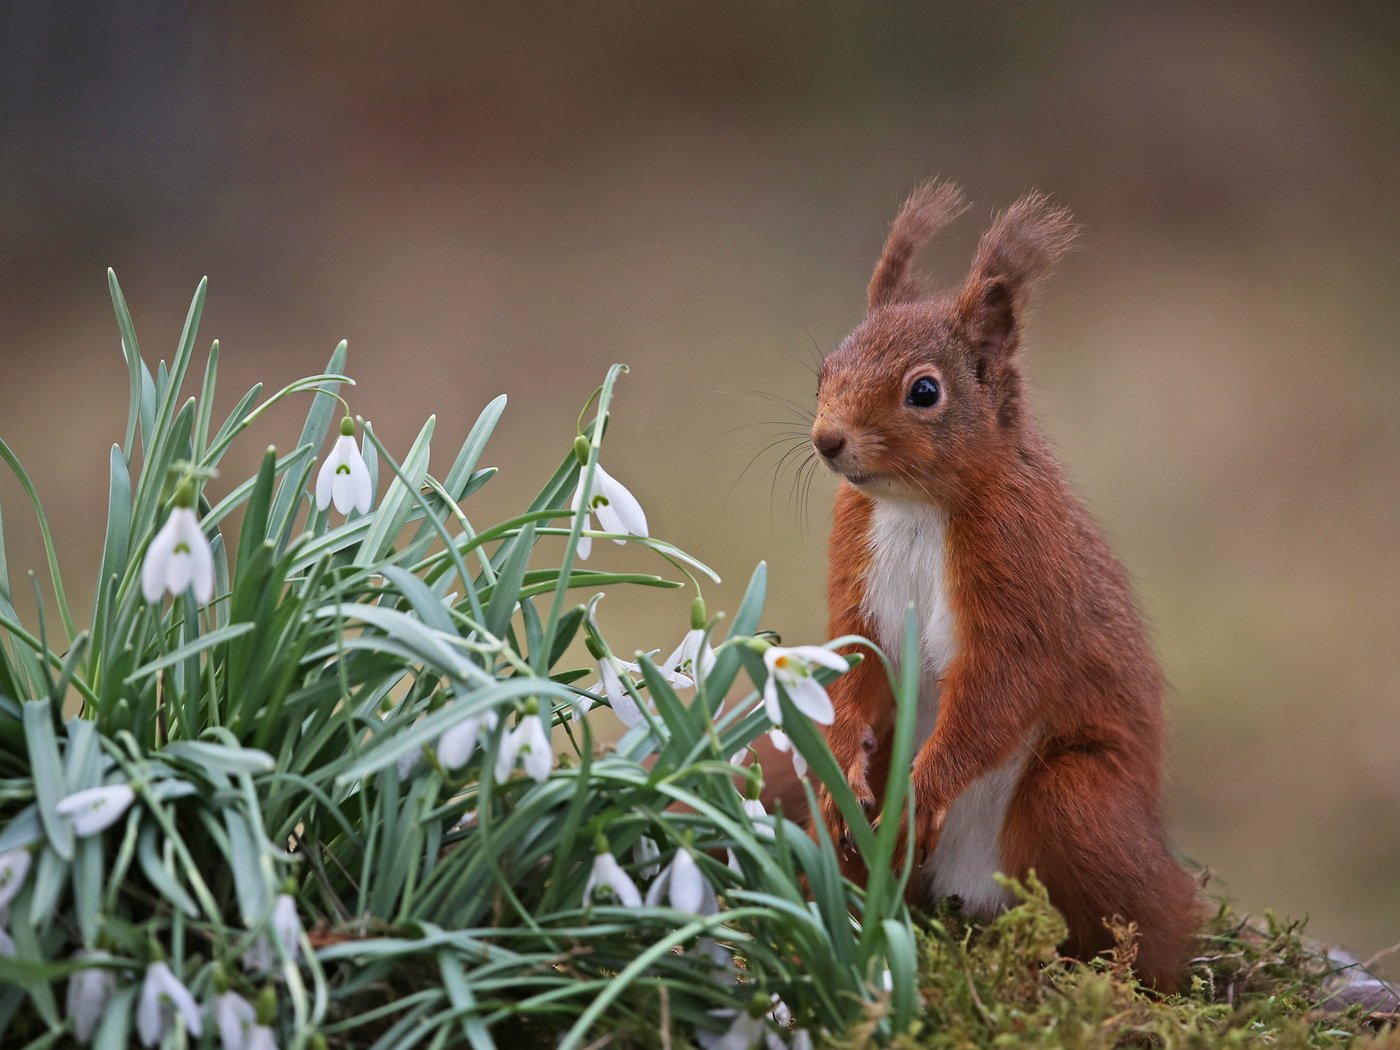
[22, 699, 73, 860]
[123, 622, 255, 683]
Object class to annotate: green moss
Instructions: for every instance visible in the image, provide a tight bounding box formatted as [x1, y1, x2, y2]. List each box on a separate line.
[857, 877, 1397, 1049]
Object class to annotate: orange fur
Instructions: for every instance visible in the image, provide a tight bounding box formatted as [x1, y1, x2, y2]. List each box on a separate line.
[808, 181, 1200, 990]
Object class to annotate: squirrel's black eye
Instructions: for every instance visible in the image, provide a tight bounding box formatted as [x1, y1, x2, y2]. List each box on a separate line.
[906, 376, 941, 408]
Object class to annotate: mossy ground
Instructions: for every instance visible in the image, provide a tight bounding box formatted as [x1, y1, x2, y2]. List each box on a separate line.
[849, 877, 1400, 1049]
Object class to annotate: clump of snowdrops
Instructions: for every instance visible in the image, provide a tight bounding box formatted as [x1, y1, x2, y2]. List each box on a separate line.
[0, 276, 927, 1049]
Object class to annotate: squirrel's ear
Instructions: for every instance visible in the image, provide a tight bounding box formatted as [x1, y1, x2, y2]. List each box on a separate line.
[956, 192, 1079, 359]
[867, 179, 968, 311]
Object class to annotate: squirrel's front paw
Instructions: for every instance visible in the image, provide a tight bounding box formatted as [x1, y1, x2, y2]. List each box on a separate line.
[819, 776, 877, 855]
[889, 801, 947, 869]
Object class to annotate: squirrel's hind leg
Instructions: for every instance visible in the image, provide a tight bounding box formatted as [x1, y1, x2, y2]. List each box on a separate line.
[1001, 748, 1201, 992]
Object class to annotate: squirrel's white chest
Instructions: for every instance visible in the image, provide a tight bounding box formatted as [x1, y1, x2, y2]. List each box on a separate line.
[861, 499, 1022, 918]
[861, 500, 959, 739]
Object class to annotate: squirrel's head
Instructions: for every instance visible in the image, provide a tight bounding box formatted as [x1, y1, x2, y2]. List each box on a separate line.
[813, 180, 1078, 506]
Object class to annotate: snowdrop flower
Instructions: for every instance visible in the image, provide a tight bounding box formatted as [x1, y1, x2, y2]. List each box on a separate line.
[246, 1024, 277, 1050]
[768, 728, 807, 778]
[66, 951, 116, 1042]
[0, 849, 30, 911]
[762, 645, 846, 727]
[585, 653, 646, 726]
[56, 783, 135, 838]
[137, 961, 203, 1046]
[660, 628, 716, 688]
[396, 747, 423, 781]
[633, 835, 661, 878]
[570, 462, 647, 560]
[494, 707, 552, 783]
[583, 836, 643, 908]
[698, 997, 794, 1050]
[697, 1009, 767, 1050]
[644, 847, 715, 915]
[436, 709, 498, 770]
[742, 797, 776, 841]
[316, 416, 373, 516]
[243, 892, 304, 973]
[271, 893, 303, 960]
[215, 990, 255, 1050]
[141, 496, 214, 604]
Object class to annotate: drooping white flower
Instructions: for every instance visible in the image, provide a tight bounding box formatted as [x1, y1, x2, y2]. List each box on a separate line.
[215, 990, 255, 1050]
[583, 850, 643, 908]
[660, 629, 717, 688]
[315, 420, 373, 516]
[742, 797, 776, 841]
[66, 950, 117, 1043]
[271, 893, 303, 961]
[762, 645, 846, 727]
[0, 849, 31, 911]
[697, 1009, 765, 1050]
[137, 961, 203, 1046]
[437, 709, 498, 770]
[570, 464, 648, 560]
[644, 847, 715, 915]
[633, 835, 661, 878]
[244, 893, 304, 973]
[396, 747, 423, 781]
[56, 783, 136, 838]
[494, 712, 552, 783]
[246, 1024, 278, 1050]
[141, 506, 214, 603]
[584, 656, 646, 725]
[699, 996, 799, 1050]
[768, 728, 807, 778]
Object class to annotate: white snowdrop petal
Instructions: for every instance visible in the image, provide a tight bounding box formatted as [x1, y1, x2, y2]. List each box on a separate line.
[668, 850, 706, 914]
[597, 467, 648, 538]
[790, 645, 849, 673]
[494, 726, 520, 784]
[634, 836, 661, 879]
[743, 798, 776, 840]
[762, 679, 783, 725]
[437, 716, 481, 770]
[315, 451, 337, 511]
[188, 523, 216, 604]
[790, 677, 835, 725]
[350, 463, 373, 514]
[247, 1025, 278, 1050]
[215, 990, 255, 1050]
[141, 520, 177, 601]
[601, 660, 644, 726]
[643, 865, 669, 909]
[586, 852, 642, 908]
[272, 893, 303, 960]
[68, 964, 115, 1042]
[522, 716, 553, 782]
[574, 526, 593, 561]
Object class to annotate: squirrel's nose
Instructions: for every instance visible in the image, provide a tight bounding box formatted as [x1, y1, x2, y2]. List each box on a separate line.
[813, 429, 846, 459]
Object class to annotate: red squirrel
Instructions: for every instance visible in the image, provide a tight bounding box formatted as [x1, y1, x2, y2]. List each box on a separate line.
[810, 181, 1199, 990]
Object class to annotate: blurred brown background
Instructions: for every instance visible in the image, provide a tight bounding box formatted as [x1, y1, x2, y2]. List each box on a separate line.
[2, 2, 1397, 966]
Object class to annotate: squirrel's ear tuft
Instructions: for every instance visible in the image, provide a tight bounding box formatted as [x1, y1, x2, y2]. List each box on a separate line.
[867, 179, 969, 311]
[957, 192, 1079, 359]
